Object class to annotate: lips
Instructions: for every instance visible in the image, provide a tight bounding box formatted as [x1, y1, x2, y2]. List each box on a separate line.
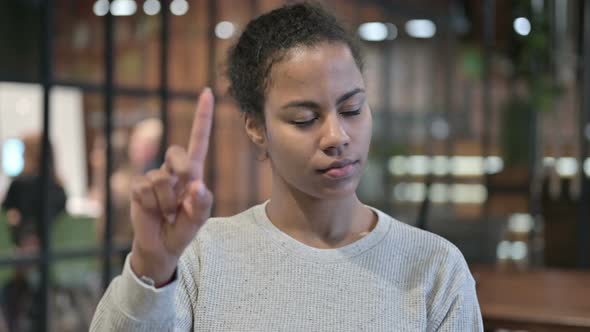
[318, 159, 359, 179]
[318, 159, 357, 173]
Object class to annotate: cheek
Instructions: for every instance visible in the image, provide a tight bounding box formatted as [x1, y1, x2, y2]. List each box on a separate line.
[359, 113, 373, 144]
[348, 114, 372, 146]
[266, 126, 313, 167]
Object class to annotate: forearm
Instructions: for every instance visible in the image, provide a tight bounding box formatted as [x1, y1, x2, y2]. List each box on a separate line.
[89, 255, 179, 331]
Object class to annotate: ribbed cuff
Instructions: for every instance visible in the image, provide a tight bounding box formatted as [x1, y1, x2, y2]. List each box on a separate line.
[113, 253, 179, 321]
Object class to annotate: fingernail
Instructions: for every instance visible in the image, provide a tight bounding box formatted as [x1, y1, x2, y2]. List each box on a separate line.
[196, 182, 207, 196]
[166, 213, 176, 224]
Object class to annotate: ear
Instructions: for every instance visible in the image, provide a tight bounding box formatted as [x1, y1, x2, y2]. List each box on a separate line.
[244, 113, 267, 149]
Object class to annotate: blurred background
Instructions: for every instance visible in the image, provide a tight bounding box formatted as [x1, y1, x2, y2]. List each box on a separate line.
[0, 0, 589, 331]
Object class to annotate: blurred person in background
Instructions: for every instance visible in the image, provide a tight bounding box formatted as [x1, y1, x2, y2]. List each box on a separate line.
[95, 118, 162, 252]
[1, 132, 66, 247]
[91, 3, 482, 331]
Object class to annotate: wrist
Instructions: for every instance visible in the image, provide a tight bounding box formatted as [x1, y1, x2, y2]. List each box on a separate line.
[130, 246, 178, 287]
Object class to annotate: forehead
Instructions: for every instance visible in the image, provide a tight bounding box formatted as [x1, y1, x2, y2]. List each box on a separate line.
[265, 43, 364, 105]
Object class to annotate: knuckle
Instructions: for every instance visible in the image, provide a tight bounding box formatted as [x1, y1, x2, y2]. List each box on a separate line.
[151, 171, 170, 186]
[132, 179, 151, 197]
[165, 145, 185, 161]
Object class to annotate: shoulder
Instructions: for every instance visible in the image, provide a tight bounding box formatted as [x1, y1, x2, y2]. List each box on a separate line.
[371, 207, 470, 287]
[375, 208, 465, 266]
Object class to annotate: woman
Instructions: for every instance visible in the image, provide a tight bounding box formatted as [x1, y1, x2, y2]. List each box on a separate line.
[91, 3, 483, 331]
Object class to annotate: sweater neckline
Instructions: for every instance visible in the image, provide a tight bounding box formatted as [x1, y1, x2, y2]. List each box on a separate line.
[251, 201, 392, 263]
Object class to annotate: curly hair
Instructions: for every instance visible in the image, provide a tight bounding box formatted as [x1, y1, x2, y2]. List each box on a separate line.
[227, 2, 363, 122]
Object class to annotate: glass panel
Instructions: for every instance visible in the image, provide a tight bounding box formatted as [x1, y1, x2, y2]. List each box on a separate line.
[0, 84, 95, 331]
[101, 96, 160, 246]
[0, 83, 69, 249]
[168, 0, 209, 91]
[212, 0, 256, 94]
[54, 1, 105, 84]
[48, 257, 101, 331]
[0, 262, 42, 331]
[114, 13, 161, 89]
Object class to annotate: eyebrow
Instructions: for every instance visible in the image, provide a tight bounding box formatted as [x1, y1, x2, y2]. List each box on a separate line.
[281, 88, 366, 110]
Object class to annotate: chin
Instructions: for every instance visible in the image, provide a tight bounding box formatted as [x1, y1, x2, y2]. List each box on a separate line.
[311, 181, 360, 200]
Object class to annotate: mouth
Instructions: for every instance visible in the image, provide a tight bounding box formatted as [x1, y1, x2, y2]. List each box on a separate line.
[317, 159, 360, 179]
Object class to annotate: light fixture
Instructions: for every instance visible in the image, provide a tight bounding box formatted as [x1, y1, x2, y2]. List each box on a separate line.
[143, 0, 161, 16]
[429, 183, 449, 203]
[450, 156, 484, 177]
[388, 155, 505, 177]
[2, 139, 25, 177]
[450, 184, 487, 204]
[510, 241, 528, 260]
[508, 213, 534, 233]
[385, 23, 398, 40]
[388, 156, 408, 176]
[430, 117, 449, 139]
[431, 156, 450, 176]
[513, 17, 531, 36]
[484, 156, 504, 174]
[408, 155, 429, 176]
[556, 157, 578, 177]
[497, 240, 511, 260]
[405, 19, 436, 39]
[215, 21, 236, 39]
[93, 0, 109, 16]
[170, 0, 189, 16]
[543, 156, 556, 167]
[358, 22, 388, 42]
[110, 0, 137, 16]
[392, 182, 487, 204]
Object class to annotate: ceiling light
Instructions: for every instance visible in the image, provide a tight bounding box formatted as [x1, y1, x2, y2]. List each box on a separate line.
[143, 0, 160, 15]
[358, 22, 389, 42]
[170, 0, 189, 16]
[110, 0, 137, 16]
[93, 0, 109, 16]
[405, 19, 436, 38]
[513, 17, 531, 36]
[215, 21, 236, 39]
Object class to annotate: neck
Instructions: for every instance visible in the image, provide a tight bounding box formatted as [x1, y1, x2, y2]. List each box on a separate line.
[266, 178, 376, 249]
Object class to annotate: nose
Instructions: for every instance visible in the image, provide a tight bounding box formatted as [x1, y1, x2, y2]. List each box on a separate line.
[319, 113, 350, 156]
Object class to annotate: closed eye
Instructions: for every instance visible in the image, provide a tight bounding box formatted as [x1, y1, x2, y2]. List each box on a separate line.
[341, 109, 361, 117]
[291, 117, 317, 127]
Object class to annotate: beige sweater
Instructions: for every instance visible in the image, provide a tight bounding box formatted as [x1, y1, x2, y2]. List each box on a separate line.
[90, 202, 483, 331]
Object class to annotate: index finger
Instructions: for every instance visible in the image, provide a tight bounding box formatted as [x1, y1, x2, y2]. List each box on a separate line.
[187, 87, 214, 177]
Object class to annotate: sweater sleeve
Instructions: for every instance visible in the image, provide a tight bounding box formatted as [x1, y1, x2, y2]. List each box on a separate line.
[89, 251, 198, 332]
[431, 273, 483, 331]
[427, 252, 483, 332]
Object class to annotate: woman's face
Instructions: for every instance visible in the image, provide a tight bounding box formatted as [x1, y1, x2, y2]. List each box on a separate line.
[257, 42, 372, 200]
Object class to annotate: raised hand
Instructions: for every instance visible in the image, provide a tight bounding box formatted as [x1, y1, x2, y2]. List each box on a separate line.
[129, 88, 214, 286]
